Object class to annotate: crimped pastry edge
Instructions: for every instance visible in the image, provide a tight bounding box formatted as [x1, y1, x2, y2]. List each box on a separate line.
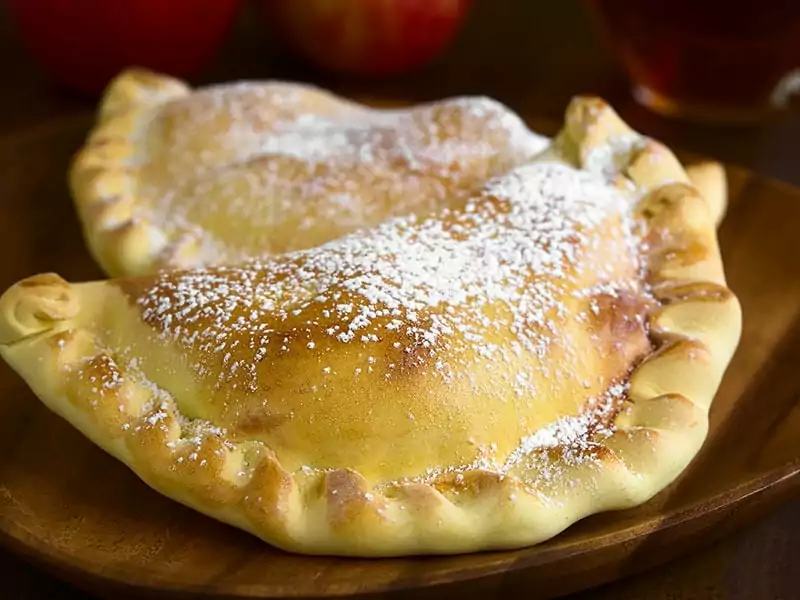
[4, 96, 741, 557]
[69, 69, 190, 277]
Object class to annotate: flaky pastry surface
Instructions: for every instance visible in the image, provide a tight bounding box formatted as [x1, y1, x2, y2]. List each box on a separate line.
[1, 95, 740, 557]
[69, 69, 728, 277]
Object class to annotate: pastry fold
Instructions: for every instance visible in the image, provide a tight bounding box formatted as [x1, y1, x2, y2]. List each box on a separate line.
[1, 96, 740, 556]
[70, 69, 728, 277]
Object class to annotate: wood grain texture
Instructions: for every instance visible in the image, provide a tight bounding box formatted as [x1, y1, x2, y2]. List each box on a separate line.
[0, 105, 798, 600]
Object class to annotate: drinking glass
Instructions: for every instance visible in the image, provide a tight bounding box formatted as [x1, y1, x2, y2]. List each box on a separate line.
[586, 0, 800, 123]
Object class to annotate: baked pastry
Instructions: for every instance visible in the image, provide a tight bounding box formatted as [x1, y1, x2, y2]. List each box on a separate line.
[69, 69, 549, 276]
[1, 96, 741, 557]
[70, 69, 728, 277]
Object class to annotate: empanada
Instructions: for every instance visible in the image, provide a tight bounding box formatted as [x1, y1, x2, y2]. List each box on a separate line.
[70, 69, 728, 277]
[1, 96, 740, 556]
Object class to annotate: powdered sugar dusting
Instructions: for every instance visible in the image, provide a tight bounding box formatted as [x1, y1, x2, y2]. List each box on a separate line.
[583, 133, 644, 178]
[505, 381, 627, 476]
[135, 160, 641, 407]
[387, 380, 628, 491]
[138, 83, 551, 263]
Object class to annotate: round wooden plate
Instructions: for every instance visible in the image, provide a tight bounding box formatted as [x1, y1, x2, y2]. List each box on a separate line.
[0, 116, 799, 600]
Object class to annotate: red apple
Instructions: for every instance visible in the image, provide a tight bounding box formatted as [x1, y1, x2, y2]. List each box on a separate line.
[8, 0, 241, 96]
[259, 0, 473, 77]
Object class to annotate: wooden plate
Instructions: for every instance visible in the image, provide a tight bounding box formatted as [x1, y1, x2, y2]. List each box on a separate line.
[0, 116, 799, 600]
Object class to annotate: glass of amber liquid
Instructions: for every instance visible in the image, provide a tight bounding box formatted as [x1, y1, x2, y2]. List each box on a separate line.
[586, 0, 800, 122]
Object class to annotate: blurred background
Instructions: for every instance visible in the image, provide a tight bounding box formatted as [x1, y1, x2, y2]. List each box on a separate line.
[2, 0, 799, 183]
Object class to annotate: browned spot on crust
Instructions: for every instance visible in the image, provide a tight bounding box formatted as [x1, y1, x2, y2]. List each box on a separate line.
[18, 273, 67, 289]
[81, 354, 124, 390]
[324, 469, 381, 529]
[645, 336, 710, 364]
[398, 343, 434, 376]
[637, 182, 699, 220]
[389, 482, 444, 512]
[651, 281, 733, 305]
[235, 411, 293, 437]
[325, 469, 366, 504]
[638, 184, 712, 277]
[249, 456, 294, 512]
[655, 240, 711, 272]
[435, 469, 507, 497]
[587, 290, 654, 366]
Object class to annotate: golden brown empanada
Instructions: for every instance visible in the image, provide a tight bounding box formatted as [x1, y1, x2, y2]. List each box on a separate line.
[1, 96, 740, 556]
[70, 70, 728, 277]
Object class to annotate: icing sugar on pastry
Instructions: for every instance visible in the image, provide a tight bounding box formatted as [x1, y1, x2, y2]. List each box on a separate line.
[73, 70, 728, 279]
[0, 86, 741, 556]
[104, 155, 656, 495]
[126, 80, 551, 266]
[136, 161, 641, 395]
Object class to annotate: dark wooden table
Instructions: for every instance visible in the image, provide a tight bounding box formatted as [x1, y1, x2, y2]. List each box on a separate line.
[1, 2, 798, 599]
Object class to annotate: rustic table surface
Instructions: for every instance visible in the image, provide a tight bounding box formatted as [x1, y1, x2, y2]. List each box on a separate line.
[0, 2, 798, 599]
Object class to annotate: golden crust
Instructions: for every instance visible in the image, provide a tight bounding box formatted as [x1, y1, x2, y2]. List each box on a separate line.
[3, 96, 740, 556]
[69, 69, 552, 276]
[686, 160, 728, 226]
[70, 69, 727, 278]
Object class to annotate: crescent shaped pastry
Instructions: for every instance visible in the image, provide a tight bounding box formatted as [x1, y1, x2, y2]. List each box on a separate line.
[1, 97, 740, 557]
[69, 69, 728, 277]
